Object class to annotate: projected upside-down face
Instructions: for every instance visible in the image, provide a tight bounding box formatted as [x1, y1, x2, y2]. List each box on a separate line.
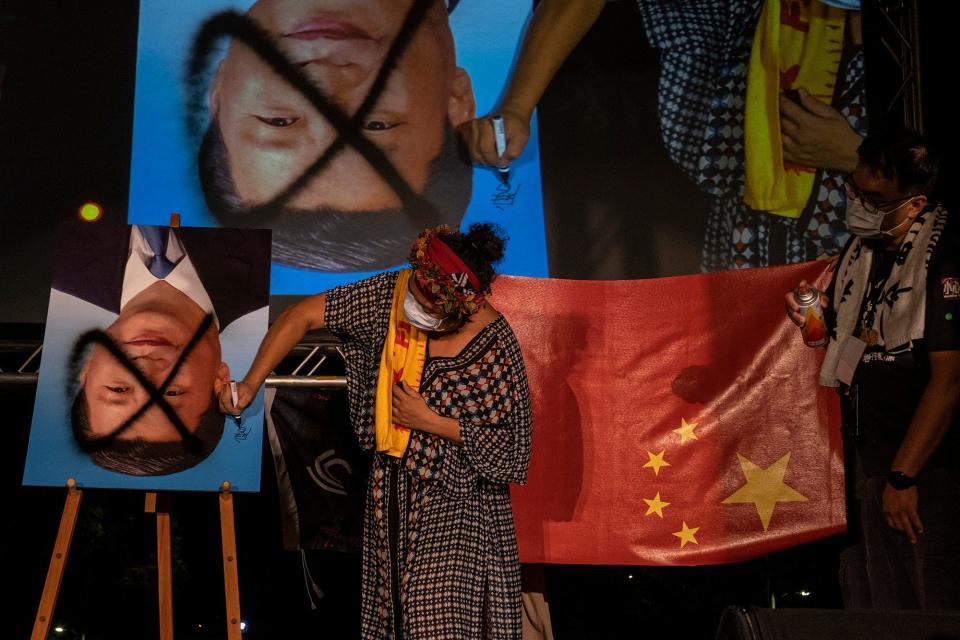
[210, 0, 475, 212]
[73, 282, 229, 475]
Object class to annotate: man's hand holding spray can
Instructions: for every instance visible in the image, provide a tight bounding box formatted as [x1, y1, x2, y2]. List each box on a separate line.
[791, 282, 829, 347]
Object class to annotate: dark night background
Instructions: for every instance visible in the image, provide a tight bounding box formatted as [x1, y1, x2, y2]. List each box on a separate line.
[2, 1, 955, 638]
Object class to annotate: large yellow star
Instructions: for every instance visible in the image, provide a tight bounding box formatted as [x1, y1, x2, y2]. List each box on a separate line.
[673, 418, 700, 444]
[643, 450, 671, 476]
[643, 492, 670, 518]
[673, 522, 700, 548]
[722, 453, 808, 531]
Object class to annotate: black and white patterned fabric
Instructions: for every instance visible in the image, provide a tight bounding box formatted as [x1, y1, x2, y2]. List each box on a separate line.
[638, 0, 763, 188]
[820, 207, 949, 386]
[800, 49, 867, 255]
[325, 273, 533, 639]
[639, 0, 868, 271]
[325, 271, 399, 451]
[700, 45, 867, 271]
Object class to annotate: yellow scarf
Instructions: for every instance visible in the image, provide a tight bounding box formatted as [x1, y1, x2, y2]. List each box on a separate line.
[374, 269, 429, 457]
[743, 0, 846, 218]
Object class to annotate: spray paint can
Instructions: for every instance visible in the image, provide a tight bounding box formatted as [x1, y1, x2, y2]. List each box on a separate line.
[794, 285, 828, 347]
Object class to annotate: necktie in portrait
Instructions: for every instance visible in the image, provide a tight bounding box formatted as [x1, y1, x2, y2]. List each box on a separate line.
[140, 226, 179, 278]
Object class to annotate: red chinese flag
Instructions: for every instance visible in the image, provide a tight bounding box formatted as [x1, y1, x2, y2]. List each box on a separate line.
[496, 261, 844, 565]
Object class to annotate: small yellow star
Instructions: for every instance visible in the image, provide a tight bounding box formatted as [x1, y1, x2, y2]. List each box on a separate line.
[643, 492, 670, 518]
[673, 522, 700, 548]
[722, 453, 808, 531]
[643, 450, 671, 476]
[673, 418, 700, 444]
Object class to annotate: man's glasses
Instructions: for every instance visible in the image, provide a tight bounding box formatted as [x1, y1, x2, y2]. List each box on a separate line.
[844, 179, 918, 215]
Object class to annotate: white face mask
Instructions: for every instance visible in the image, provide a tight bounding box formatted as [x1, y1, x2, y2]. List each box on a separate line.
[403, 289, 446, 331]
[845, 196, 917, 240]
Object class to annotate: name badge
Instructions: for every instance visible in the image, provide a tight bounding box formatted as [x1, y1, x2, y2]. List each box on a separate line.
[835, 336, 867, 386]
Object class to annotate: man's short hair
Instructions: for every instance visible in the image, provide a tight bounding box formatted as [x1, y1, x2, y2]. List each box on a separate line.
[71, 389, 224, 476]
[197, 117, 473, 272]
[857, 129, 939, 196]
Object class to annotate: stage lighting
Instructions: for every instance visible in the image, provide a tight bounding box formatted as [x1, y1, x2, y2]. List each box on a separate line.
[78, 202, 103, 222]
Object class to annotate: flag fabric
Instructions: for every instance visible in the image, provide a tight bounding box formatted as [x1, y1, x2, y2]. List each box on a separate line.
[495, 261, 844, 565]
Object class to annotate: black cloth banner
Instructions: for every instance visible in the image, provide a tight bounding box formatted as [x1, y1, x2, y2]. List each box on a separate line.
[265, 387, 370, 553]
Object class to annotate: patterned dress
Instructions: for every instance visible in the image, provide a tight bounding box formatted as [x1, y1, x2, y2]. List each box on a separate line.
[639, 0, 867, 271]
[324, 271, 533, 639]
[699, 45, 866, 270]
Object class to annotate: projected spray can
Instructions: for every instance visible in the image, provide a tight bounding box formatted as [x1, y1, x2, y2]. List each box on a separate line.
[794, 285, 828, 347]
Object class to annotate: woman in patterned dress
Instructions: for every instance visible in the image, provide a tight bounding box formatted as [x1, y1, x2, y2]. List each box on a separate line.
[221, 223, 532, 639]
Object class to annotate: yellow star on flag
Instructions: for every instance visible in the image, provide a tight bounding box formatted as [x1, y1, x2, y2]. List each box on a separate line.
[643, 492, 670, 518]
[672, 418, 700, 444]
[673, 522, 699, 547]
[643, 450, 671, 476]
[722, 452, 808, 531]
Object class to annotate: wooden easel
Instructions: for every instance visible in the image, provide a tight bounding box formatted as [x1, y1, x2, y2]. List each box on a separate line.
[32, 481, 243, 640]
[32, 215, 243, 639]
[32, 479, 82, 640]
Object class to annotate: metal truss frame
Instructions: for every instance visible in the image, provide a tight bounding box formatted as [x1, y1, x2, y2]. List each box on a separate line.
[871, 0, 924, 133]
[0, 333, 347, 390]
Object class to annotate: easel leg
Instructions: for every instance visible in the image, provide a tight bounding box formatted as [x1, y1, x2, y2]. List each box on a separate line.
[219, 482, 242, 640]
[146, 492, 174, 640]
[32, 480, 83, 640]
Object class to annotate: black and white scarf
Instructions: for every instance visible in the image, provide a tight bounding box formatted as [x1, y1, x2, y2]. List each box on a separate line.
[820, 206, 948, 386]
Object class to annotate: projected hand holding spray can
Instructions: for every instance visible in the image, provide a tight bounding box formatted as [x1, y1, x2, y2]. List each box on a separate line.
[794, 284, 828, 347]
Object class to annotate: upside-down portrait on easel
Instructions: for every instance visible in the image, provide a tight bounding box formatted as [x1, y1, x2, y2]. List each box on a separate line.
[22, 222, 271, 491]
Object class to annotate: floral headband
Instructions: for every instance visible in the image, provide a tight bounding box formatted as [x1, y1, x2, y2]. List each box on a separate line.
[408, 226, 486, 320]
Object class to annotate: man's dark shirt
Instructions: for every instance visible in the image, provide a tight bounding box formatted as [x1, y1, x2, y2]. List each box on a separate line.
[826, 212, 960, 476]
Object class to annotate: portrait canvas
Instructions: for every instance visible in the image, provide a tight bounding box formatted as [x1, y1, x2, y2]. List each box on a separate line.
[22, 223, 271, 492]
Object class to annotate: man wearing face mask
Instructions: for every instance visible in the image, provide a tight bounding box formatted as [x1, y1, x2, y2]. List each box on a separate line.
[785, 129, 960, 609]
[221, 222, 532, 638]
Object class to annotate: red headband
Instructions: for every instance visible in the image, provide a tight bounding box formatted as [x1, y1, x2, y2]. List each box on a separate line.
[408, 226, 486, 320]
[425, 236, 482, 292]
